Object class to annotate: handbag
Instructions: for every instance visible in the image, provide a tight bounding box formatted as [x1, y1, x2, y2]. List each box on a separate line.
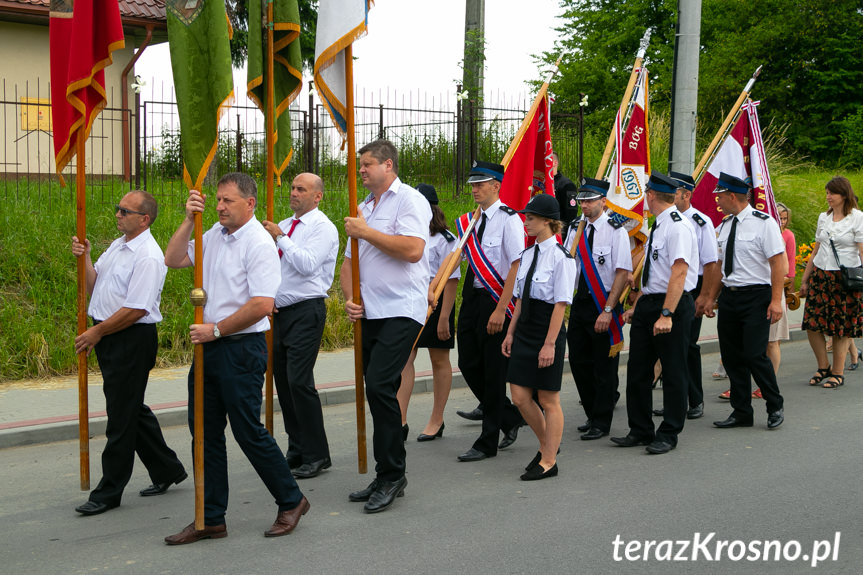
[829, 238, 863, 291]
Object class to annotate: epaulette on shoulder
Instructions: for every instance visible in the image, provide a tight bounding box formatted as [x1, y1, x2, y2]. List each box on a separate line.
[692, 213, 707, 227]
[499, 205, 517, 216]
[442, 229, 456, 242]
[670, 211, 682, 222]
[608, 219, 623, 229]
[753, 210, 769, 220]
[557, 243, 574, 258]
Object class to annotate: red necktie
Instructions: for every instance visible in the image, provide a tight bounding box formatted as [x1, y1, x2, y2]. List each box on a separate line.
[278, 219, 300, 258]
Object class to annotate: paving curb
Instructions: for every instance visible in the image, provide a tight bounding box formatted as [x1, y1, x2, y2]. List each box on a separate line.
[0, 328, 808, 450]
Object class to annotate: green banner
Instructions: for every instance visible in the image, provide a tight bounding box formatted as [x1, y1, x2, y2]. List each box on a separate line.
[247, 0, 303, 184]
[166, 0, 234, 190]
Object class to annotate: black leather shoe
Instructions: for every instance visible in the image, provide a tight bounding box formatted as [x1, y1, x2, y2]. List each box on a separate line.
[687, 403, 704, 419]
[402, 424, 409, 442]
[349, 479, 405, 502]
[498, 425, 519, 449]
[652, 408, 665, 417]
[576, 419, 593, 433]
[457, 448, 491, 462]
[767, 409, 784, 429]
[75, 500, 118, 516]
[456, 406, 483, 421]
[645, 440, 675, 454]
[292, 457, 332, 479]
[580, 427, 608, 441]
[713, 414, 754, 428]
[525, 451, 542, 471]
[520, 463, 558, 481]
[363, 476, 407, 513]
[417, 422, 445, 442]
[140, 470, 188, 497]
[610, 434, 652, 447]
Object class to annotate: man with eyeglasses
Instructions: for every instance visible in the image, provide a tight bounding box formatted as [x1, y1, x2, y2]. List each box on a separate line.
[71, 190, 187, 516]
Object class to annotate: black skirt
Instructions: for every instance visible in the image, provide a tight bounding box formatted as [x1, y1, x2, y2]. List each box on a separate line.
[506, 299, 566, 391]
[416, 301, 456, 349]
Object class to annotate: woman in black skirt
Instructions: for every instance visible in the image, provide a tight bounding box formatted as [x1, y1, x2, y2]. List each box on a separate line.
[398, 184, 459, 441]
[502, 194, 576, 480]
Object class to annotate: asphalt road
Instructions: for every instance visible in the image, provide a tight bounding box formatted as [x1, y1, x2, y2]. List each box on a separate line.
[2, 339, 861, 575]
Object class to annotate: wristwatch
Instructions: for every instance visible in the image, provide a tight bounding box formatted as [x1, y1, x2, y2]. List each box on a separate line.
[603, 305, 613, 314]
[213, 323, 221, 339]
[661, 308, 673, 318]
[274, 233, 285, 243]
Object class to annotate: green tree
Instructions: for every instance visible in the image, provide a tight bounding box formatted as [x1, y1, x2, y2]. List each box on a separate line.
[544, 0, 863, 164]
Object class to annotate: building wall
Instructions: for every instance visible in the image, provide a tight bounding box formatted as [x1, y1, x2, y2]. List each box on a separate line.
[0, 20, 136, 178]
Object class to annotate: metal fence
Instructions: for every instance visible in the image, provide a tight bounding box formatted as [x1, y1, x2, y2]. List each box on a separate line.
[2, 81, 588, 206]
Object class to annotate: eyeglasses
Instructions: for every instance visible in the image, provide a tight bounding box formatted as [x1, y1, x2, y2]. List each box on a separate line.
[115, 205, 147, 217]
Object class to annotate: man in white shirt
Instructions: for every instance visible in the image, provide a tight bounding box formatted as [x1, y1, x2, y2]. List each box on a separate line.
[164, 172, 309, 544]
[341, 140, 430, 513]
[612, 171, 698, 455]
[564, 178, 632, 440]
[71, 190, 186, 516]
[262, 173, 337, 479]
[697, 172, 786, 430]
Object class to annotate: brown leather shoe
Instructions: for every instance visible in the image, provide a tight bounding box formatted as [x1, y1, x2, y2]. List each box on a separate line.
[264, 496, 310, 537]
[164, 522, 227, 545]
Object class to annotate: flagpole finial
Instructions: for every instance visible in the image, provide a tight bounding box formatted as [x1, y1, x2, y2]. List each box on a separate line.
[637, 29, 652, 58]
[744, 65, 763, 93]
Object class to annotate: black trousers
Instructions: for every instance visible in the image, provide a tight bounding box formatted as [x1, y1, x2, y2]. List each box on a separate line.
[717, 286, 784, 418]
[567, 297, 620, 432]
[90, 323, 184, 506]
[273, 298, 330, 464]
[361, 317, 422, 481]
[626, 293, 694, 446]
[686, 276, 705, 408]
[189, 334, 304, 526]
[457, 287, 523, 455]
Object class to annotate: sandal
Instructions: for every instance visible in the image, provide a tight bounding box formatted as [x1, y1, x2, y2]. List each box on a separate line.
[752, 388, 763, 399]
[718, 389, 731, 400]
[808, 368, 831, 386]
[849, 350, 862, 371]
[823, 374, 844, 389]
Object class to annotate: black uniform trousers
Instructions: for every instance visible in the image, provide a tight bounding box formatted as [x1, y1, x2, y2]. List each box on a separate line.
[188, 334, 304, 526]
[273, 298, 330, 464]
[361, 317, 422, 481]
[717, 286, 784, 419]
[457, 286, 523, 455]
[89, 323, 184, 506]
[686, 276, 705, 408]
[567, 297, 621, 432]
[626, 293, 694, 446]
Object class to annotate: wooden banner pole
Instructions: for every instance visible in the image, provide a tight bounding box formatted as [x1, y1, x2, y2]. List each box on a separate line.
[75, 136, 90, 491]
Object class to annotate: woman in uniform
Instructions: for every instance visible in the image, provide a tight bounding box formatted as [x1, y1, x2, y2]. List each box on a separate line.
[398, 184, 459, 441]
[502, 194, 575, 480]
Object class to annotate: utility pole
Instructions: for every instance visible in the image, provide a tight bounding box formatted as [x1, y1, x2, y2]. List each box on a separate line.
[463, 0, 485, 105]
[669, 0, 702, 175]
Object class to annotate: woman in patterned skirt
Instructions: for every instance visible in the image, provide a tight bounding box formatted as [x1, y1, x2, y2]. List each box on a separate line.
[800, 176, 863, 389]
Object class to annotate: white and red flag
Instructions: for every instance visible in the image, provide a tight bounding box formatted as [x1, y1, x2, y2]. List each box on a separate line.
[606, 67, 650, 244]
[692, 100, 779, 225]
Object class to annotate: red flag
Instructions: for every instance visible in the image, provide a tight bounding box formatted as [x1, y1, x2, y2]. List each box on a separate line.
[499, 93, 555, 212]
[692, 101, 778, 226]
[49, 0, 125, 182]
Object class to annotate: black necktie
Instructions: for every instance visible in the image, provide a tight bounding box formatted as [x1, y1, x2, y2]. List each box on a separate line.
[477, 213, 488, 242]
[587, 223, 595, 255]
[724, 216, 738, 277]
[642, 221, 658, 286]
[520, 246, 540, 320]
